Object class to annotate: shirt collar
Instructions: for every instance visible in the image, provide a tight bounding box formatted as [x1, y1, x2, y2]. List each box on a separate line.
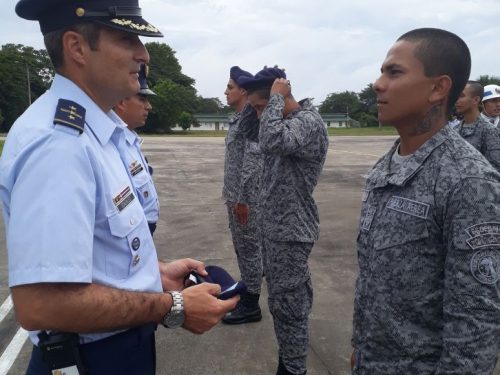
[49, 74, 122, 146]
[366, 125, 450, 188]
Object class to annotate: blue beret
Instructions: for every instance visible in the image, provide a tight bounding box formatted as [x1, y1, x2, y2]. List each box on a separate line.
[15, 0, 163, 37]
[138, 63, 156, 96]
[230, 66, 253, 84]
[237, 67, 287, 93]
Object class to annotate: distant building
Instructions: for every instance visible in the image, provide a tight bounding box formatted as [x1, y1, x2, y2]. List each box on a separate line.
[171, 113, 351, 131]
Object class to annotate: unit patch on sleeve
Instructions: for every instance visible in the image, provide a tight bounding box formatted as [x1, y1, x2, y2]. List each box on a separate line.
[464, 222, 500, 250]
[470, 249, 500, 284]
[386, 196, 429, 219]
[113, 185, 135, 212]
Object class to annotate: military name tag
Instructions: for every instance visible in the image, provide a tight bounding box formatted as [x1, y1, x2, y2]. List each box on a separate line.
[361, 205, 377, 231]
[129, 161, 144, 177]
[113, 185, 135, 212]
[386, 196, 429, 219]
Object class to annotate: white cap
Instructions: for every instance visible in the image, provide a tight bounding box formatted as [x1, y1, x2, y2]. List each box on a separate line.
[483, 85, 500, 102]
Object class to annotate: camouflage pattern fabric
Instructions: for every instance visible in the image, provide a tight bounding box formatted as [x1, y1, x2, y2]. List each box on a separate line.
[258, 93, 329, 243]
[263, 237, 313, 375]
[456, 116, 500, 173]
[226, 200, 263, 294]
[352, 125, 500, 375]
[223, 107, 264, 294]
[257, 93, 328, 374]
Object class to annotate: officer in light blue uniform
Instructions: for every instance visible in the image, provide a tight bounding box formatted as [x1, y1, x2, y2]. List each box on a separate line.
[114, 63, 160, 236]
[0, 1, 237, 374]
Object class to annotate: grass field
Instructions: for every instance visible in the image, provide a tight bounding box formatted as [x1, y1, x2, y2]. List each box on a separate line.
[0, 140, 4, 155]
[141, 127, 399, 137]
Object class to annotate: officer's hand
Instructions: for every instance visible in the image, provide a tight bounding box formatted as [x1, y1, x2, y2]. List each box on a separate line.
[351, 349, 356, 370]
[159, 259, 208, 291]
[234, 203, 249, 226]
[270, 78, 291, 98]
[182, 283, 238, 334]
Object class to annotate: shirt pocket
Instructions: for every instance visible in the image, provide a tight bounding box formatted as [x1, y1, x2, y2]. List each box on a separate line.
[133, 173, 150, 203]
[106, 202, 145, 279]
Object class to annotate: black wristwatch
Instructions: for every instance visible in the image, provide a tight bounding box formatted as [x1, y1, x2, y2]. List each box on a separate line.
[163, 291, 185, 329]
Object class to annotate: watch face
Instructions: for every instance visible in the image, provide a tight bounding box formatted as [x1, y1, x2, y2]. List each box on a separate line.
[165, 311, 185, 328]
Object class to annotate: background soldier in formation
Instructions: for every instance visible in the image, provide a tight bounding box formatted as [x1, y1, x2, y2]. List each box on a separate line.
[238, 67, 329, 375]
[114, 63, 160, 236]
[352, 28, 500, 375]
[222, 66, 264, 324]
[481, 84, 500, 128]
[455, 80, 500, 172]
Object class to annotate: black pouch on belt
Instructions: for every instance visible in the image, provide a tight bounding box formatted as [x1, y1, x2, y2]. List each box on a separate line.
[37, 331, 87, 375]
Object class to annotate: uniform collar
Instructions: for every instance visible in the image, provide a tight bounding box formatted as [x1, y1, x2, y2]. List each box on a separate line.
[49, 74, 122, 146]
[228, 111, 241, 126]
[457, 115, 482, 135]
[114, 116, 140, 146]
[366, 125, 449, 188]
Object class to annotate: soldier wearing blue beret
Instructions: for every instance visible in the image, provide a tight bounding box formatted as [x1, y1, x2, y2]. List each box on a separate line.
[238, 68, 329, 375]
[221, 66, 264, 325]
[0, 1, 237, 374]
[114, 63, 160, 237]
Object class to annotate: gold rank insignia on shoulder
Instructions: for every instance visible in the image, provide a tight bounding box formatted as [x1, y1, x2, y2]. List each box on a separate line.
[53, 99, 86, 134]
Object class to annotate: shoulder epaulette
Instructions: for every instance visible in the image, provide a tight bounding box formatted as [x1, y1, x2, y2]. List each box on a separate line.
[53, 99, 86, 134]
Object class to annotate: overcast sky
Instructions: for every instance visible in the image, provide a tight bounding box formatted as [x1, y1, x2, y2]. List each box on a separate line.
[1, 0, 499, 106]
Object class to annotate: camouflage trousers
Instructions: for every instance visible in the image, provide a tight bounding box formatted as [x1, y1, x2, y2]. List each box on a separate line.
[227, 201, 263, 294]
[262, 236, 314, 375]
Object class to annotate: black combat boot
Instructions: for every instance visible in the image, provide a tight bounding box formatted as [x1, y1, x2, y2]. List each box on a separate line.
[276, 357, 307, 375]
[222, 292, 262, 324]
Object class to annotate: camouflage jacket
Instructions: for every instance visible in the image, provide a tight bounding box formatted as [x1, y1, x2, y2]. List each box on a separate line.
[456, 116, 500, 172]
[222, 108, 263, 204]
[353, 125, 500, 375]
[258, 93, 329, 242]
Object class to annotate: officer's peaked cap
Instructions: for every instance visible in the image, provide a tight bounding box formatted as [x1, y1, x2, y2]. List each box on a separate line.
[138, 63, 156, 96]
[15, 0, 163, 37]
[237, 67, 286, 93]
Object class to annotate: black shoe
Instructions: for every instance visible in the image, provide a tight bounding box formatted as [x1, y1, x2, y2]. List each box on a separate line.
[222, 293, 262, 325]
[276, 357, 306, 375]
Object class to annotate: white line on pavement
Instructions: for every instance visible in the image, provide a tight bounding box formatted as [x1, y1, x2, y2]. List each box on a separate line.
[330, 149, 382, 158]
[0, 295, 13, 325]
[0, 327, 29, 375]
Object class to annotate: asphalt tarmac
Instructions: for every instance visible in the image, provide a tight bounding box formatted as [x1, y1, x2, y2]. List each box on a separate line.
[1, 136, 498, 375]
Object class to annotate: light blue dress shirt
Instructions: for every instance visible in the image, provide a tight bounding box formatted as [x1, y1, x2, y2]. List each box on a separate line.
[118, 122, 160, 224]
[0, 74, 162, 345]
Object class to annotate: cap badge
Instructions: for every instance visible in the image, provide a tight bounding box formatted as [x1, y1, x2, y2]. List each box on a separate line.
[76, 8, 85, 17]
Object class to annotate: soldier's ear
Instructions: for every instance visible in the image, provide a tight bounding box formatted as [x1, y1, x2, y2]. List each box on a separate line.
[429, 75, 452, 105]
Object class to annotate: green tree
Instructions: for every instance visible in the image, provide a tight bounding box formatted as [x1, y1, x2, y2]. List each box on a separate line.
[146, 78, 197, 133]
[358, 84, 377, 112]
[145, 42, 196, 89]
[476, 75, 500, 87]
[196, 96, 232, 113]
[0, 44, 54, 131]
[319, 91, 362, 120]
[178, 111, 192, 132]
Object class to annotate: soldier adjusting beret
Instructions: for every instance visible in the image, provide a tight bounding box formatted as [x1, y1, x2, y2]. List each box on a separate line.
[15, 0, 163, 37]
[237, 67, 287, 93]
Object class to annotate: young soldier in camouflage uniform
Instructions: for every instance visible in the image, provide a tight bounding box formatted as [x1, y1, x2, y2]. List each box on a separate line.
[352, 28, 500, 375]
[238, 68, 329, 375]
[222, 66, 264, 324]
[455, 80, 500, 173]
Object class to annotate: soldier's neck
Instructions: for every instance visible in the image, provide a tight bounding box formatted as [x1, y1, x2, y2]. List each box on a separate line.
[463, 108, 480, 125]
